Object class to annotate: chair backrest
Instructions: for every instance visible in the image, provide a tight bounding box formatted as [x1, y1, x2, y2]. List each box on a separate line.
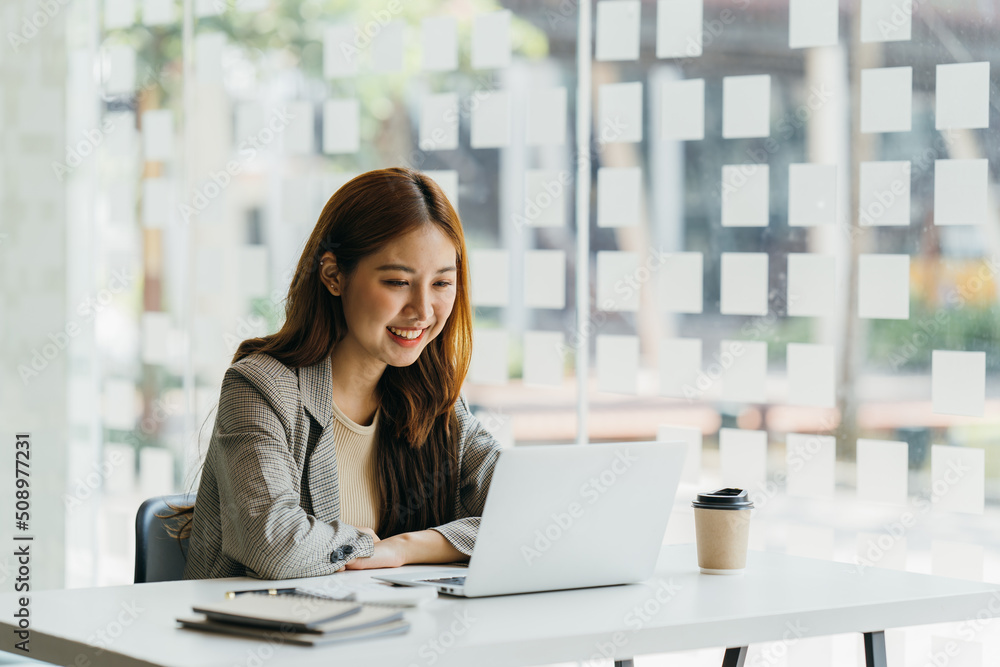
[134, 492, 196, 584]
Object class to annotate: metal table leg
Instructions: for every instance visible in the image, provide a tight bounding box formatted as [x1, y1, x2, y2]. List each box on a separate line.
[722, 646, 748, 667]
[614, 661, 634, 667]
[864, 631, 887, 667]
[722, 646, 747, 667]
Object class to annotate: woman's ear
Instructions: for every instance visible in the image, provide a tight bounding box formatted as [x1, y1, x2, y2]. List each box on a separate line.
[319, 251, 344, 296]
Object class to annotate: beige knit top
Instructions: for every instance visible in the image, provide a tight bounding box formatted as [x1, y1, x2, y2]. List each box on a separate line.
[330, 397, 380, 533]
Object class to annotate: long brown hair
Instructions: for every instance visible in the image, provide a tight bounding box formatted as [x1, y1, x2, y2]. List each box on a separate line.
[169, 167, 473, 541]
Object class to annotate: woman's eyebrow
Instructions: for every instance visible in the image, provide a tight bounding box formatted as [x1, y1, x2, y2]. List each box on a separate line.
[376, 264, 457, 274]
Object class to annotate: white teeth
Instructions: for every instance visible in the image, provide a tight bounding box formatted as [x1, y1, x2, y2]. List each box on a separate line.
[389, 327, 422, 340]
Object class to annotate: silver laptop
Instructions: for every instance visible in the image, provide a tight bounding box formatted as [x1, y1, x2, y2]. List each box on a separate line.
[373, 440, 686, 597]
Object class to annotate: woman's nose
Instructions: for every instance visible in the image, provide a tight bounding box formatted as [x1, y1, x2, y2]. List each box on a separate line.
[407, 286, 433, 321]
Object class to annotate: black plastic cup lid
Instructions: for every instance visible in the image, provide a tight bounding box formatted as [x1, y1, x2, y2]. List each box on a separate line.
[691, 488, 754, 510]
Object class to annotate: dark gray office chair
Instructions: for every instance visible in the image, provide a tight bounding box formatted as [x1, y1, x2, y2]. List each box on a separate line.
[134, 492, 196, 583]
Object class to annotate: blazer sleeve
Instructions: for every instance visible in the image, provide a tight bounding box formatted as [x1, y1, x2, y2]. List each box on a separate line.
[213, 365, 375, 579]
[429, 393, 504, 557]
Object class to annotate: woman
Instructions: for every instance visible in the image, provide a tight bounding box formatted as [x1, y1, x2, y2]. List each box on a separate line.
[179, 167, 503, 580]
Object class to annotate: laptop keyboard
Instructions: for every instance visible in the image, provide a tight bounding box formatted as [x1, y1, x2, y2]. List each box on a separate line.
[421, 576, 467, 586]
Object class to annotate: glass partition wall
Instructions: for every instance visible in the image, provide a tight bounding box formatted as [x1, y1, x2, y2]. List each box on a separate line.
[5, 0, 1000, 663]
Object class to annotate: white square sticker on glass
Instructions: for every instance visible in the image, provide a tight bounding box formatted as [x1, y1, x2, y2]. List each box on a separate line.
[857, 532, 907, 571]
[142, 0, 176, 25]
[858, 254, 910, 320]
[860, 0, 911, 43]
[421, 16, 458, 71]
[596, 0, 641, 61]
[935, 159, 988, 225]
[860, 66, 912, 133]
[720, 252, 769, 316]
[142, 178, 171, 228]
[141, 311, 171, 364]
[142, 109, 173, 161]
[470, 90, 510, 148]
[787, 343, 835, 408]
[787, 253, 835, 317]
[470, 329, 508, 385]
[323, 24, 357, 78]
[419, 93, 458, 151]
[524, 170, 568, 228]
[471, 10, 511, 69]
[857, 439, 908, 506]
[936, 62, 990, 130]
[195, 32, 225, 83]
[194, 0, 221, 17]
[596, 335, 639, 394]
[371, 20, 404, 72]
[469, 249, 509, 307]
[597, 251, 640, 311]
[105, 44, 136, 95]
[423, 170, 458, 213]
[523, 331, 565, 387]
[788, 163, 837, 226]
[932, 350, 985, 417]
[722, 74, 771, 139]
[660, 78, 704, 141]
[931, 444, 984, 515]
[239, 246, 268, 298]
[599, 81, 643, 143]
[719, 428, 767, 492]
[660, 252, 703, 313]
[656, 0, 703, 58]
[721, 165, 769, 227]
[719, 340, 767, 403]
[322, 99, 359, 154]
[597, 166, 641, 228]
[789, 0, 838, 48]
[858, 161, 910, 227]
[659, 338, 701, 400]
[932, 540, 984, 581]
[527, 87, 567, 146]
[523, 250, 565, 310]
[785, 433, 835, 499]
[657, 425, 702, 484]
[106, 0, 136, 29]
[282, 101, 314, 154]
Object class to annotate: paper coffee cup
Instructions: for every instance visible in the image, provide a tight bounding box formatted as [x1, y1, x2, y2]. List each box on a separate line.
[692, 488, 753, 575]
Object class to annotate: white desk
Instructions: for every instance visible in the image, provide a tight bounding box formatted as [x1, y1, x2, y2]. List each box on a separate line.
[2, 544, 998, 667]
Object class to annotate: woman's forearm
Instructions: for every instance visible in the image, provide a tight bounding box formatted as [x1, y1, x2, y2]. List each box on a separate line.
[394, 529, 468, 565]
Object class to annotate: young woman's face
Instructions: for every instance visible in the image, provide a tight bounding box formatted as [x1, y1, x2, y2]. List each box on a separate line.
[333, 224, 458, 369]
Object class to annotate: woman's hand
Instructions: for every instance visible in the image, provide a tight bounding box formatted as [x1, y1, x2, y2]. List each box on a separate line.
[356, 526, 380, 544]
[343, 535, 408, 570]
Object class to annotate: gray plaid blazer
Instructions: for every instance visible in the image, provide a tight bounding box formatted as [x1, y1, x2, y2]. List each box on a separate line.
[182, 351, 502, 580]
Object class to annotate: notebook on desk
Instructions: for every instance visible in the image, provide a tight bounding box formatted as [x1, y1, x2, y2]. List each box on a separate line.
[374, 440, 687, 598]
[178, 591, 409, 645]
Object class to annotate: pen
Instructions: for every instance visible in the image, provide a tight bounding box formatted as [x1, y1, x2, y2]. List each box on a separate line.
[223, 587, 298, 599]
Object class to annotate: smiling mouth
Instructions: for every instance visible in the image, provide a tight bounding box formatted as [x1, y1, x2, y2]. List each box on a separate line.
[387, 326, 427, 341]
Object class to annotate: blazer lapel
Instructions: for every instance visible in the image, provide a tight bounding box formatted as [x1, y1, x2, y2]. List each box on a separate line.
[298, 354, 341, 524]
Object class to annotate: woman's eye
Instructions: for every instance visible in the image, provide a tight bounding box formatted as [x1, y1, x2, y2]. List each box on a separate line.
[384, 280, 453, 287]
